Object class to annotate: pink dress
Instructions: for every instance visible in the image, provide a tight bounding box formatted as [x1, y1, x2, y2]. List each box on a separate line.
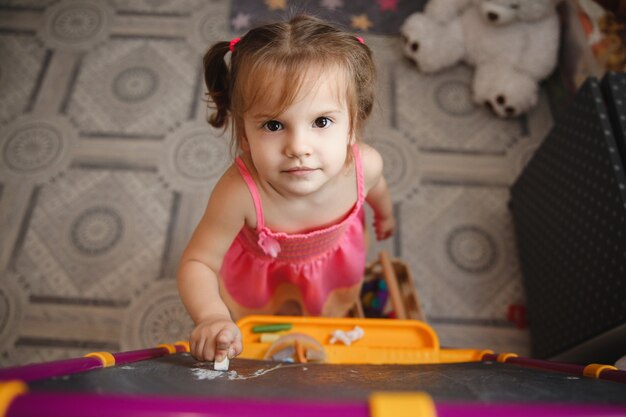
[219, 145, 366, 318]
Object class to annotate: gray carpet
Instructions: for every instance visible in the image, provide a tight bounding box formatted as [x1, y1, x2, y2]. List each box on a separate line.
[0, 0, 553, 366]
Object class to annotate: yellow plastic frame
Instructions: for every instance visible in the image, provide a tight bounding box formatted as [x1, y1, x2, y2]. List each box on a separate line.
[237, 315, 485, 365]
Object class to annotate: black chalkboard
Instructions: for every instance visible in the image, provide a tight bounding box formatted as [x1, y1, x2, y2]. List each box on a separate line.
[28, 354, 626, 403]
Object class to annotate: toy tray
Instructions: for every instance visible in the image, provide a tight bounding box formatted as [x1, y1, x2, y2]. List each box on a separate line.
[237, 316, 483, 365]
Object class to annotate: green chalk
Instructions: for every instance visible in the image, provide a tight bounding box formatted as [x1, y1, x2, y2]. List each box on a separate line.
[251, 323, 293, 333]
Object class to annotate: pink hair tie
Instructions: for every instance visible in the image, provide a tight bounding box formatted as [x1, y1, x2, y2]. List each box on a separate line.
[356, 36, 365, 44]
[229, 37, 241, 52]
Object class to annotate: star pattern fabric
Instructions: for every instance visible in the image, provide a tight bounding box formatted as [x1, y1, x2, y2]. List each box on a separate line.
[265, 0, 287, 11]
[230, 0, 426, 35]
[351, 14, 373, 31]
[231, 12, 251, 31]
[321, 0, 344, 11]
[377, 0, 399, 12]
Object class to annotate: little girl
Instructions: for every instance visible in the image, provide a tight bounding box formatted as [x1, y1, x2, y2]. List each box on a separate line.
[177, 15, 395, 363]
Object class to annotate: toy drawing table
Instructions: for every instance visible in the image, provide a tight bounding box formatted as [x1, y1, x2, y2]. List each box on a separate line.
[1, 317, 626, 417]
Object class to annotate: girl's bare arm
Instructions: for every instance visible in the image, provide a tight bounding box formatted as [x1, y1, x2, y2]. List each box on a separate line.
[176, 164, 252, 361]
[360, 143, 396, 240]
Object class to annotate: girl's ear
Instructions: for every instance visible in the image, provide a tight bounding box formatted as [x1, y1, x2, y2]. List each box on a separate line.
[240, 135, 250, 152]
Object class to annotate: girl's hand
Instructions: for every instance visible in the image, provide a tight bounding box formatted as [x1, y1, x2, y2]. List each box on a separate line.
[189, 315, 242, 362]
[374, 214, 396, 241]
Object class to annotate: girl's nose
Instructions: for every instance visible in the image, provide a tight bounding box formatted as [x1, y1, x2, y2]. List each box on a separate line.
[284, 129, 312, 158]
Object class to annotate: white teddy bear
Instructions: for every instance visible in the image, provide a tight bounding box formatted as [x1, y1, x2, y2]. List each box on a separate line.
[401, 0, 561, 117]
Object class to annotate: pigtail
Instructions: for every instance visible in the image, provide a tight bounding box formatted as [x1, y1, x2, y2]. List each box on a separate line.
[345, 37, 377, 135]
[203, 41, 232, 128]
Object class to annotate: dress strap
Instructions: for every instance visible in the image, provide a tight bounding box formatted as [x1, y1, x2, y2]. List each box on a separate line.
[234, 157, 265, 231]
[352, 144, 365, 203]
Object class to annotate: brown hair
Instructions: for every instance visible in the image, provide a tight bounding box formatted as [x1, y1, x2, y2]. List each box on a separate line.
[203, 15, 376, 156]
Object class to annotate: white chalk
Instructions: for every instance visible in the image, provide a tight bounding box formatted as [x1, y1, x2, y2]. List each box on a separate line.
[329, 326, 365, 346]
[214, 356, 229, 371]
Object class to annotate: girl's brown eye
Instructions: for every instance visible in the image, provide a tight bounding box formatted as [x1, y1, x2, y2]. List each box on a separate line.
[264, 120, 282, 131]
[314, 117, 331, 128]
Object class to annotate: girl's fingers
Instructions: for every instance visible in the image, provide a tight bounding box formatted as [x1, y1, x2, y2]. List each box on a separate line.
[202, 338, 216, 362]
[216, 329, 234, 348]
[192, 337, 205, 361]
[215, 329, 233, 362]
[215, 348, 229, 362]
[231, 336, 243, 358]
[189, 322, 240, 362]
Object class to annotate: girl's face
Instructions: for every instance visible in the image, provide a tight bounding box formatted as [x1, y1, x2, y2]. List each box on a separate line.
[242, 67, 352, 198]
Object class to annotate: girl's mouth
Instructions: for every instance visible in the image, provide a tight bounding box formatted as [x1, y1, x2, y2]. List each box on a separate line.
[282, 167, 317, 176]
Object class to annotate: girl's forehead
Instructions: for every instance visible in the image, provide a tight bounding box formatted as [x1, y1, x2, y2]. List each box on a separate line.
[244, 64, 348, 116]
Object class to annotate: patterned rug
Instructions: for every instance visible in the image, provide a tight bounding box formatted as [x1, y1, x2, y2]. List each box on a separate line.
[0, 0, 551, 366]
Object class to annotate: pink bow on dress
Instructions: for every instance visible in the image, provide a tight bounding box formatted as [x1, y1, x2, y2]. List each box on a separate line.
[258, 230, 280, 258]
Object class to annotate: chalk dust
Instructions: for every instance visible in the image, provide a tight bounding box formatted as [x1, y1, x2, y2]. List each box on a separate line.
[191, 364, 283, 381]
